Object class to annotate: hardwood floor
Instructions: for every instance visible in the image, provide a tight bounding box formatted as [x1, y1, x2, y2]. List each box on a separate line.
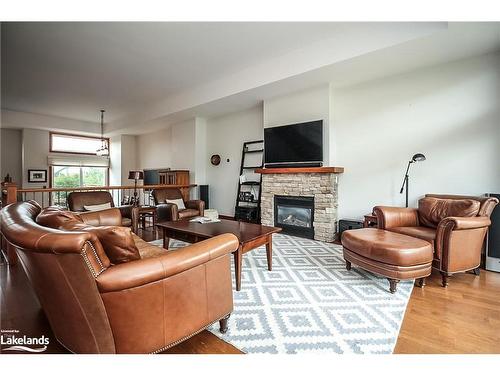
[395, 268, 500, 354]
[1, 230, 499, 354]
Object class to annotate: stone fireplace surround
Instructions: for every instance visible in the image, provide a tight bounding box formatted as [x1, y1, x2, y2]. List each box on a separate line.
[257, 167, 344, 242]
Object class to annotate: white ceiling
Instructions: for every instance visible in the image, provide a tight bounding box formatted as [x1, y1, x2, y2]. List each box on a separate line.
[1, 22, 386, 122]
[2, 22, 499, 135]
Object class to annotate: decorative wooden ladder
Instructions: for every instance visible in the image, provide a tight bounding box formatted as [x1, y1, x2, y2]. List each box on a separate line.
[234, 140, 264, 223]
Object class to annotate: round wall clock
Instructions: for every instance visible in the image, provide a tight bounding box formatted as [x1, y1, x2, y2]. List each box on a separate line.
[210, 154, 221, 166]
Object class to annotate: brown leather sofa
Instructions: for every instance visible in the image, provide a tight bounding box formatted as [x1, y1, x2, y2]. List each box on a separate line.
[0, 200, 237, 353]
[373, 194, 498, 286]
[67, 191, 132, 227]
[152, 188, 204, 221]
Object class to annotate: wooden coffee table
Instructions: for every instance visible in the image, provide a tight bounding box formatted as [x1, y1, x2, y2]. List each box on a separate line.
[156, 219, 281, 291]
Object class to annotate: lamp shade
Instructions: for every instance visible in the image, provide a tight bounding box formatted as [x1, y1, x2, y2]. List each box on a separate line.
[128, 170, 144, 180]
[411, 153, 426, 162]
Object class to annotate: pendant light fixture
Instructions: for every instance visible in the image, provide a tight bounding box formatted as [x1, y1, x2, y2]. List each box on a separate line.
[96, 109, 109, 157]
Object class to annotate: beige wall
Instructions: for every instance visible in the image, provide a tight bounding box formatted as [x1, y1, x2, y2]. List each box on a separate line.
[0, 128, 23, 185]
[333, 52, 500, 219]
[136, 127, 172, 170]
[22, 128, 50, 188]
[120, 135, 137, 184]
[170, 119, 197, 182]
[263, 85, 332, 164]
[206, 106, 264, 215]
[2, 127, 124, 189]
[135, 118, 206, 198]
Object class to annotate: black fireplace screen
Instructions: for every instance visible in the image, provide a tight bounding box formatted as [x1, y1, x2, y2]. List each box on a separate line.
[274, 195, 314, 239]
[276, 206, 312, 228]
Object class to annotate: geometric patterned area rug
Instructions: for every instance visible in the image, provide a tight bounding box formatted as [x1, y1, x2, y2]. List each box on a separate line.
[150, 233, 413, 354]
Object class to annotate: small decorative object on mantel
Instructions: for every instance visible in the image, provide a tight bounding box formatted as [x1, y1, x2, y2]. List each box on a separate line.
[210, 154, 221, 166]
[3, 173, 12, 183]
[28, 169, 47, 183]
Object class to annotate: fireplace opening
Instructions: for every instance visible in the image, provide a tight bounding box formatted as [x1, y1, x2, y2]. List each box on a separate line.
[274, 195, 314, 239]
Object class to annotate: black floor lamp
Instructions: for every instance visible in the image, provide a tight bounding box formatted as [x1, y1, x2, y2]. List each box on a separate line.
[128, 170, 144, 207]
[400, 153, 426, 208]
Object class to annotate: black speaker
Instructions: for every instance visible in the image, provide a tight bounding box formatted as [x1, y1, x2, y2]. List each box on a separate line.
[338, 219, 363, 239]
[486, 193, 500, 272]
[200, 185, 209, 209]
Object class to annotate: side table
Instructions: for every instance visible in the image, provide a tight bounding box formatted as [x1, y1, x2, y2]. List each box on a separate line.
[363, 213, 378, 228]
[131, 206, 157, 236]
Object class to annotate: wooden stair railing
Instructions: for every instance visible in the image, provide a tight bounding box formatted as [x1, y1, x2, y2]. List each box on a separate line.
[1, 183, 196, 209]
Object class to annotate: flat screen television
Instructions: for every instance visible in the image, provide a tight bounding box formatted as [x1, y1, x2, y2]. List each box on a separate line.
[143, 169, 159, 185]
[264, 120, 323, 168]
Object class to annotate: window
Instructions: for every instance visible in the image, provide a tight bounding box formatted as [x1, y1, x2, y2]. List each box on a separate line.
[51, 165, 108, 206]
[52, 166, 108, 188]
[50, 132, 109, 155]
[48, 132, 111, 206]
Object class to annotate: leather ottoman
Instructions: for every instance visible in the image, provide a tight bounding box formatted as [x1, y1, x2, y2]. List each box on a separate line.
[341, 228, 433, 293]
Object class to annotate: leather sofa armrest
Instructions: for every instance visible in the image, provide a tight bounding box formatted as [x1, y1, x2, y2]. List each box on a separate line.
[117, 205, 132, 219]
[156, 203, 179, 221]
[78, 208, 123, 227]
[435, 216, 491, 270]
[185, 199, 205, 215]
[373, 206, 419, 229]
[438, 216, 491, 231]
[96, 233, 239, 293]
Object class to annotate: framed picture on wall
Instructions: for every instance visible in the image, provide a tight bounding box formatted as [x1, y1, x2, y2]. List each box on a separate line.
[28, 169, 47, 183]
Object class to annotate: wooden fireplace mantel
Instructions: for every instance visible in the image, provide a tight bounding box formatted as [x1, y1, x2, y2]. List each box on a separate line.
[255, 166, 344, 174]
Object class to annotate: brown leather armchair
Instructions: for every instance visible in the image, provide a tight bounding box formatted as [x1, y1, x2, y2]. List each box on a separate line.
[374, 194, 498, 287]
[67, 191, 132, 227]
[0, 200, 237, 353]
[152, 188, 204, 221]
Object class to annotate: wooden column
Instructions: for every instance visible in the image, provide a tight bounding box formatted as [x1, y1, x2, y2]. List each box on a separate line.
[3, 182, 17, 205]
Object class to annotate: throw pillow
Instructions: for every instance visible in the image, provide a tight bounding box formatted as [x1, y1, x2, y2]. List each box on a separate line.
[418, 197, 480, 228]
[83, 202, 112, 211]
[61, 221, 140, 264]
[37, 206, 140, 264]
[36, 206, 84, 227]
[166, 198, 186, 210]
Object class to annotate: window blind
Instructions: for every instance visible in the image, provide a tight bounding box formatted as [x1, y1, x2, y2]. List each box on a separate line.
[47, 154, 110, 167]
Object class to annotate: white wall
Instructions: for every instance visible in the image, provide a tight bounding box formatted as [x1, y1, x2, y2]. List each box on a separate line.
[333, 52, 500, 219]
[194, 117, 207, 186]
[206, 106, 264, 215]
[110, 134, 137, 185]
[263, 85, 332, 164]
[0, 128, 23, 185]
[109, 135, 122, 185]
